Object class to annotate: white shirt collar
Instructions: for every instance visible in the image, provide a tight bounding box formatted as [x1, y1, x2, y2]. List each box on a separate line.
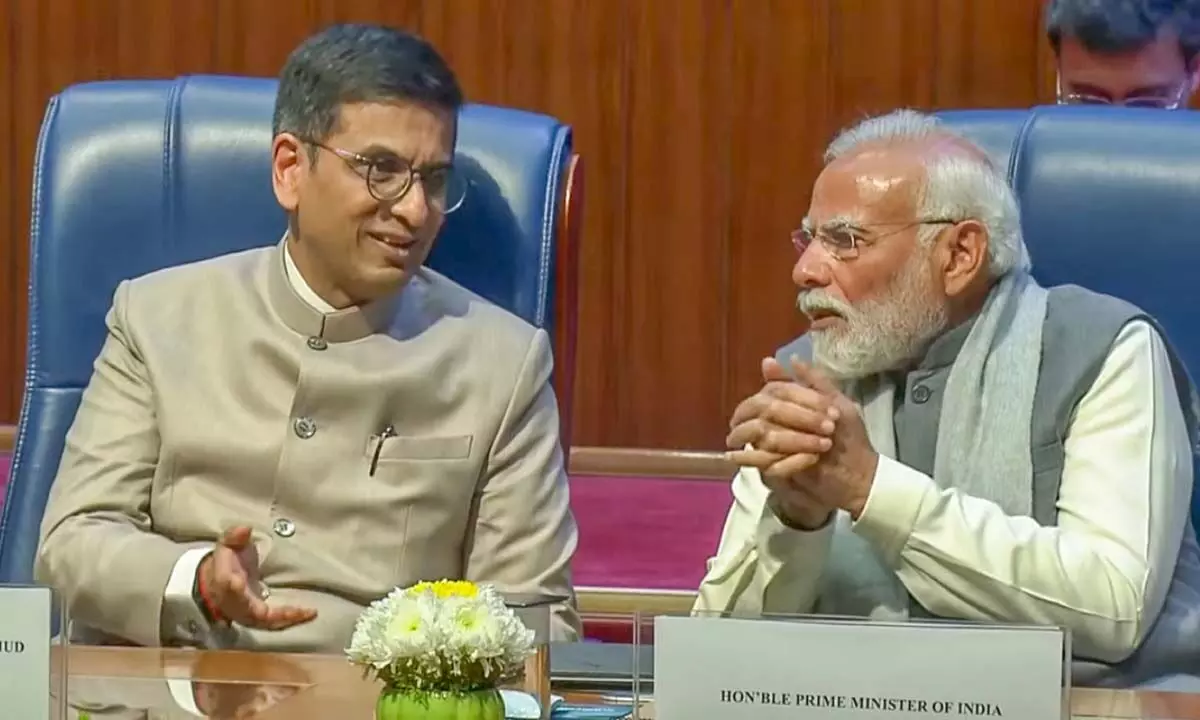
[283, 243, 336, 314]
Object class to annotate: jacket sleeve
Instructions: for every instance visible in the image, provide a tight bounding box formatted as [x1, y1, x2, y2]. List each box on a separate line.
[463, 329, 581, 640]
[35, 280, 209, 647]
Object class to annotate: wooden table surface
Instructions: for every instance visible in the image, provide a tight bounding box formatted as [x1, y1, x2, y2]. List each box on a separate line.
[54, 645, 1200, 719]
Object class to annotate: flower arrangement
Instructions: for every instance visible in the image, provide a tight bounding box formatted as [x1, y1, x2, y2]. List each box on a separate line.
[347, 579, 536, 718]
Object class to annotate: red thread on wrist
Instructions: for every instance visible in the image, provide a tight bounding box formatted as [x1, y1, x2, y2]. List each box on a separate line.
[196, 568, 225, 624]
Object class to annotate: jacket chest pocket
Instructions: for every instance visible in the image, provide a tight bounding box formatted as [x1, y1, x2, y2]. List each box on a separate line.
[351, 434, 478, 581]
[366, 434, 474, 463]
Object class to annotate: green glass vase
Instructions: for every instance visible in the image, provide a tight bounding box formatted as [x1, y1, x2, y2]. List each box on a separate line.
[375, 687, 505, 720]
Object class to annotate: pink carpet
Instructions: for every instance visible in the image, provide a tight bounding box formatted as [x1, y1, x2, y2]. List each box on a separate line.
[569, 474, 730, 589]
[0, 458, 732, 591]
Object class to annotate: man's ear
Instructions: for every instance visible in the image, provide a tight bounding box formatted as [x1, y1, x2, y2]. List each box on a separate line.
[939, 220, 988, 297]
[271, 134, 306, 213]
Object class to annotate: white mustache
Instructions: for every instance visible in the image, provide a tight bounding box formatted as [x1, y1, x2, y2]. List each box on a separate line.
[796, 292, 855, 320]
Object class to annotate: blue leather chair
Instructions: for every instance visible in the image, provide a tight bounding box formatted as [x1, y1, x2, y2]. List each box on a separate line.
[0, 74, 583, 583]
[937, 105, 1200, 530]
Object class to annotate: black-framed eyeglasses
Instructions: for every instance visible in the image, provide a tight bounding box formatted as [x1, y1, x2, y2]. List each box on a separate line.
[791, 217, 959, 261]
[301, 138, 467, 213]
[1055, 74, 1191, 110]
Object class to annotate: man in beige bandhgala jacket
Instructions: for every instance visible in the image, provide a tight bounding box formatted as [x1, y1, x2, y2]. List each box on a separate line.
[34, 23, 579, 653]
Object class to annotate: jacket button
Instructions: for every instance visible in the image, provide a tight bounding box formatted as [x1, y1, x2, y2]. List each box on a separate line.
[272, 518, 296, 538]
[293, 417, 317, 439]
[307, 336, 327, 351]
[912, 385, 932, 404]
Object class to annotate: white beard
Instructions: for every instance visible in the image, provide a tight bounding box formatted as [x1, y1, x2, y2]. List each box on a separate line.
[797, 252, 950, 380]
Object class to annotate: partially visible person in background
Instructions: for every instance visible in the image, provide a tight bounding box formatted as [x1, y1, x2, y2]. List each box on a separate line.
[1047, 0, 1200, 108]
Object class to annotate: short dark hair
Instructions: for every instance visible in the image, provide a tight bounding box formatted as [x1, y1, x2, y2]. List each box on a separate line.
[272, 24, 464, 142]
[1046, 0, 1200, 65]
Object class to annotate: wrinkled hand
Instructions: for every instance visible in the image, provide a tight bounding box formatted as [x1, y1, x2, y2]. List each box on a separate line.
[725, 357, 839, 529]
[771, 359, 879, 519]
[726, 357, 839, 472]
[198, 526, 317, 630]
[726, 357, 880, 522]
[766, 475, 837, 530]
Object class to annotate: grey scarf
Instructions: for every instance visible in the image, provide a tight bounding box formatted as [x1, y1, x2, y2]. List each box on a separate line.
[812, 270, 1049, 618]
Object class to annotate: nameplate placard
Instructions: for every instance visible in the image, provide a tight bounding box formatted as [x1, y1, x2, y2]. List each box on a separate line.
[654, 615, 1068, 720]
[0, 585, 53, 720]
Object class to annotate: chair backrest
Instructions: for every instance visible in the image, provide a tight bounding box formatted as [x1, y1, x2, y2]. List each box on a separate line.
[937, 105, 1200, 527]
[0, 74, 582, 583]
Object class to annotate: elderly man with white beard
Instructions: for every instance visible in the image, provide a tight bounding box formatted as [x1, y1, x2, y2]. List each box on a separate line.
[693, 109, 1200, 689]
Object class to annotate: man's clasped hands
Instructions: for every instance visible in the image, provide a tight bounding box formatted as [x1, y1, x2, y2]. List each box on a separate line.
[725, 356, 881, 530]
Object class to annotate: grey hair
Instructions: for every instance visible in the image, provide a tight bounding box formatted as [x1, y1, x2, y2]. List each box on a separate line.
[824, 109, 1030, 278]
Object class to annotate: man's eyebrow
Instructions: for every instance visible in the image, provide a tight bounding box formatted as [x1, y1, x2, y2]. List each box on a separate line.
[803, 215, 866, 232]
[822, 214, 864, 230]
[1064, 82, 1113, 100]
[354, 144, 452, 170]
[356, 143, 401, 158]
[1128, 83, 1176, 97]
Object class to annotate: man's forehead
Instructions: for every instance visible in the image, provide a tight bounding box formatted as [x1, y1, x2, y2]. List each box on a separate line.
[328, 100, 454, 158]
[809, 148, 922, 222]
[335, 99, 450, 128]
[1058, 30, 1189, 95]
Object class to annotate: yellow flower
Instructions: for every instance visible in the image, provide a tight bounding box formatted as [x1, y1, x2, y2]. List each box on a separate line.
[409, 579, 479, 599]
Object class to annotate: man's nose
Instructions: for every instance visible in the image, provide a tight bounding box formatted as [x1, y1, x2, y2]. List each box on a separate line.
[388, 181, 431, 228]
[792, 245, 833, 290]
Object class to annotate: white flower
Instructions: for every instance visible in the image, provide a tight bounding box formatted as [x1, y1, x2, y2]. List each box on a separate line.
[346, 580, 537, 692]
